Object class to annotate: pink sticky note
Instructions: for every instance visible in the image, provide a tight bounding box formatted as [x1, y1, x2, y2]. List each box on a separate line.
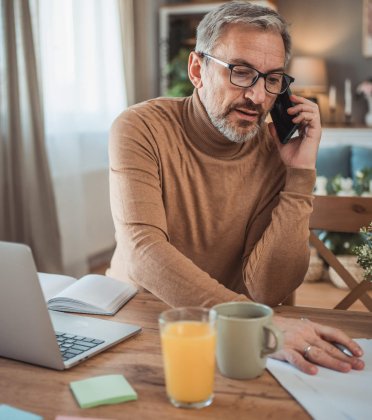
[55, 416, 112, 420]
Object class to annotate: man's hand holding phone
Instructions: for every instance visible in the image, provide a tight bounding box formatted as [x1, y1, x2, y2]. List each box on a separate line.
[269, 93, 321, 171]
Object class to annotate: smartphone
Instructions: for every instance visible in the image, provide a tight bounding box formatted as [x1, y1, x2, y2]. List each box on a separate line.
[270, 88, 299, 144]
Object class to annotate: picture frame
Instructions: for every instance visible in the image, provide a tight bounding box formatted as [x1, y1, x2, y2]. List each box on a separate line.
[158, 1, 275, 96]
[363, 0, 372, 57]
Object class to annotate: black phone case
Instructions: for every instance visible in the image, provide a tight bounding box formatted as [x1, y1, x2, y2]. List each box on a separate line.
[270, 88, 299, 144]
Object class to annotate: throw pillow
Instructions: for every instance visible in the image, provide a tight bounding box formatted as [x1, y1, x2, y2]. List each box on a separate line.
[351, 146, 372, 180]
[316, 146, 351, 178]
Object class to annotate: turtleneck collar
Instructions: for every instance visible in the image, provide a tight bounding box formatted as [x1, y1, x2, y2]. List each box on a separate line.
[182, 89, 262, 159]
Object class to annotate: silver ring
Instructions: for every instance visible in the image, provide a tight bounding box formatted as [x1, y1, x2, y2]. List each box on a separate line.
[303, 345, 312, 359]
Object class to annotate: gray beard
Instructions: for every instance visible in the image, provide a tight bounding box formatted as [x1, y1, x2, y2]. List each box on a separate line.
[209, 113, 262, 143]
[199, 86, 266, 143]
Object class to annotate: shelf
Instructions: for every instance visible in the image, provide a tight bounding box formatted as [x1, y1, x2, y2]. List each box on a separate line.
[322, 124, 372, 129]
[321, 126, 372, 146]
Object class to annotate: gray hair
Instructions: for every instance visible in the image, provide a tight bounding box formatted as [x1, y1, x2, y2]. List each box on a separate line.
[195, 1, 292, 65]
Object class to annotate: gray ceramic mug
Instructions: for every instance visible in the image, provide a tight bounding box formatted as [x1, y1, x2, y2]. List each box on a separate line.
[213, 302, 283, 380]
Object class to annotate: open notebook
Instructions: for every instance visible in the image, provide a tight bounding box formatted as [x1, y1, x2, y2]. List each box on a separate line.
[0, 241, 141, 370]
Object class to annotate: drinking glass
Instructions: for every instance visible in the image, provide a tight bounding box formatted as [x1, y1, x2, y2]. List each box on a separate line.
[159, 307, 217, 409]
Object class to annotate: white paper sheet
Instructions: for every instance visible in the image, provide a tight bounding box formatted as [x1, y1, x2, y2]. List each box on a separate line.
[267, 339, 372, 420]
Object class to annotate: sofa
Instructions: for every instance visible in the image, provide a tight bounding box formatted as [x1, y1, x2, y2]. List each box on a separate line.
[316, 145, 372, 181]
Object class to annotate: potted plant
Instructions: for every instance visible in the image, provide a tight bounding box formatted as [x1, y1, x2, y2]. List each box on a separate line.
[354, 222, 372, 282]
[355, 168, 372, 196]
[165, 48, 194, 97]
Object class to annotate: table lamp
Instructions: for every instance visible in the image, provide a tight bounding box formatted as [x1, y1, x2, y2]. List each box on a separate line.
[288, 56, 328, 99]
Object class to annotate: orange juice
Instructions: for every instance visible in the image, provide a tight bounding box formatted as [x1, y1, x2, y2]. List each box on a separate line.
[161, 321, 216, 404]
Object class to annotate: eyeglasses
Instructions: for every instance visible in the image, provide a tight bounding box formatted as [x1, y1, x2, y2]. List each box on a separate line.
[200, 52, 294, 95]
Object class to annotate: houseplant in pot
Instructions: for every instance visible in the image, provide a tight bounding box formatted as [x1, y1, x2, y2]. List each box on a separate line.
[354, 222, 372, 283]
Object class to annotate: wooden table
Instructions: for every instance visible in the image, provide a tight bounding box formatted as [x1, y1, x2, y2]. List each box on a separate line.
[1, 292, 371, 420]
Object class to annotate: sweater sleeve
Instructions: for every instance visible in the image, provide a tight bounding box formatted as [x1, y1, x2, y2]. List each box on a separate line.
[242, 166, 316, 306]
[108, 110, 248, 308]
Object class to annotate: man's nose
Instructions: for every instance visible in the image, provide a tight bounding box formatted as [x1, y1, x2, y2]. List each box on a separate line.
[244, 77, 266, 104]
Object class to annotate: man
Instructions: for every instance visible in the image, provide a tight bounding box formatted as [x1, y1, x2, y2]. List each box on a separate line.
[107, 2, 364, 374]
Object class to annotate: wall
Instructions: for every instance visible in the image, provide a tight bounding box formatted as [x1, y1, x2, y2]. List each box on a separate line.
[83, 169, 115, 258]
[277, 0, 371, 124]
[52, 134, 115, 275]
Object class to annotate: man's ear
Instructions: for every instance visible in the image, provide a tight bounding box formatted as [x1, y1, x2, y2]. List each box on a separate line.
[188, 52, 203, 89]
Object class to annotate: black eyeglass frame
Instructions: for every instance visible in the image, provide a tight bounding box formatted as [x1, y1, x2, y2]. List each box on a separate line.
[199, 52, 295, 95]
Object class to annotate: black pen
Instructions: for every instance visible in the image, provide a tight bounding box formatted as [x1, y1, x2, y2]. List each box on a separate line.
[331, 342, 353, 357]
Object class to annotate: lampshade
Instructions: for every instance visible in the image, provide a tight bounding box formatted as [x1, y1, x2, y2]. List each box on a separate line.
[288, 57, 328, 94]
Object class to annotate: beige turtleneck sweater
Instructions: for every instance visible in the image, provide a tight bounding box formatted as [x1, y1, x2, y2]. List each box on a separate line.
[107, 90, 315, 308]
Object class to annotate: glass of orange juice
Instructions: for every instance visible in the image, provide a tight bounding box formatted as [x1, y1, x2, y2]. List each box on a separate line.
[159, 307, 217, 409]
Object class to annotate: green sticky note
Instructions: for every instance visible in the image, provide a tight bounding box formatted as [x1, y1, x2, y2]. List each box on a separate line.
[70, 374, 137, 409]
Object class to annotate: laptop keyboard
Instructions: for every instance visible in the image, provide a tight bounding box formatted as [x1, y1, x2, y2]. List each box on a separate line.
[55, 331, 105, 361]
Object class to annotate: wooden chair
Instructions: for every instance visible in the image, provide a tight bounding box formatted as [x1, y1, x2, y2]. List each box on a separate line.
[309, 196, 372, 311]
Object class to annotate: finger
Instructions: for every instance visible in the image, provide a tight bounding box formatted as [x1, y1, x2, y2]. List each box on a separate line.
[289, 94, 319, 108]
[287, 103, 317, 115]
[303, 322, 365, 370]
[270, 348, 318, 375]
[313, 324, 364, 357]
[302, 345, 354, 373]
[313, 339, 365, 371]
[292, 111, 317, 124]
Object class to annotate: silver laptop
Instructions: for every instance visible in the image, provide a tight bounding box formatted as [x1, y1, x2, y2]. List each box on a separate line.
[0, 241, 141, 370]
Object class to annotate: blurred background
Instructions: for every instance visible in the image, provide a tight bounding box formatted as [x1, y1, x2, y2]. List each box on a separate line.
[1, 0, 371, 278]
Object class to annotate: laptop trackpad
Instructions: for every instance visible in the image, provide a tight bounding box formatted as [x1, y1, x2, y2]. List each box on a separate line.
[49, 310, 141, 342]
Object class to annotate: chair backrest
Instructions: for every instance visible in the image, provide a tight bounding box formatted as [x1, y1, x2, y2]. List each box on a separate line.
[310, 196, 372, 233]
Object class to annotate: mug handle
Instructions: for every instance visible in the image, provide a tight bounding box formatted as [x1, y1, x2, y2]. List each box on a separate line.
[261, 324, 283, 356]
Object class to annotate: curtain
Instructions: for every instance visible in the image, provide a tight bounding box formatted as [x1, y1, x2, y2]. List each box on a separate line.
[0, 0, 63, 272]
[37, 0, 127, 276]
[118, 0, 136, 106]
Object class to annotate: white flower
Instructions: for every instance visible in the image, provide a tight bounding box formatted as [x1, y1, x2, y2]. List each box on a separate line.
[340, 177, 354, 191]
[356, 170, 363, 178]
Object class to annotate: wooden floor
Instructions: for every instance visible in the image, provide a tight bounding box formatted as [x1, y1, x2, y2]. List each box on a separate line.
[93, 263, 370, 312]
[295, 279, 370, 312]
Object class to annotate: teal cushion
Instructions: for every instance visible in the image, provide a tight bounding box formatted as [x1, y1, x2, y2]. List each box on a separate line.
[316, 146, 351, 178]
[351, 146, 372, 180]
